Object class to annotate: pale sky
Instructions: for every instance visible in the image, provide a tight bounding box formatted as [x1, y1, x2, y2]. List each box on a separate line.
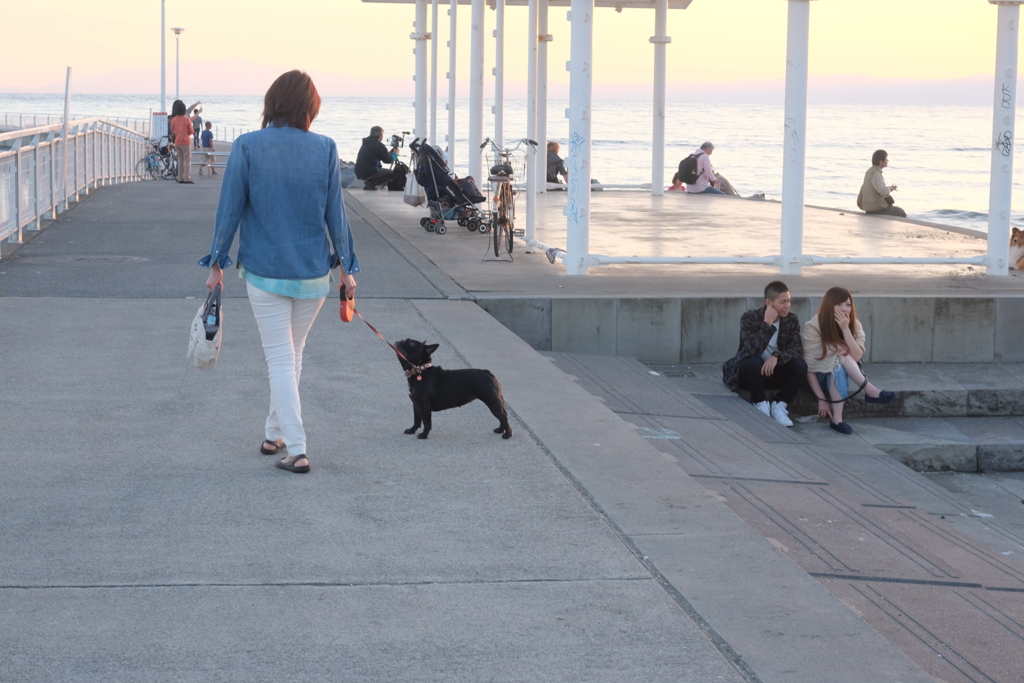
[0, 0, 1005, 100]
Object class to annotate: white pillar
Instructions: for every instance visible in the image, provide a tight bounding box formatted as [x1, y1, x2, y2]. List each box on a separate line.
[447, 0, 458, 172]
[414, 0, 429, 140]
[565, 0, 593, 276]
[62, 67, 72, 211]
[987, 0, 1022, 276]
[537, 0, 550, 196]
[469, 0, 485, 182]
[651, 0, 669, 196]
[174, 33, 181, 100]
[525, 0, 539, 245]
[493, 0, 505, 144]
[160, 0, 166, 113]
[779, 0, 812, 275]
[430, 0, 439, 144]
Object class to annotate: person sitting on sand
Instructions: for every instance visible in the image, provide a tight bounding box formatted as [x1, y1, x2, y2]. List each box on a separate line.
[857, 149, 906, 218]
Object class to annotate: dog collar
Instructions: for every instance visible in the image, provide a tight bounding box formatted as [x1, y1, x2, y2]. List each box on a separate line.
[404, 363, 433, 379]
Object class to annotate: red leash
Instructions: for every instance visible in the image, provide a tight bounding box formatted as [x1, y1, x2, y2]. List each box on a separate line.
[340, 285, 423, 373]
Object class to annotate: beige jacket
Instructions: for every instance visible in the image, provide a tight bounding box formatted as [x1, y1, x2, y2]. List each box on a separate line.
[857, 165, 891, 213]
[802, 316, 866, 374]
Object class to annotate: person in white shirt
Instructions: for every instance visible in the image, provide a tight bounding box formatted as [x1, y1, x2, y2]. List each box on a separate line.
[684, 141, 725, 195]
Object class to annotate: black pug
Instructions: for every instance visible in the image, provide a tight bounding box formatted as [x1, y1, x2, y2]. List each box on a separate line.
[394, 339, 512, 440]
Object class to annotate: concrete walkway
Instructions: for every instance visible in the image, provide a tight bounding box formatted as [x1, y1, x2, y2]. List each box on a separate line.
[2, 173, 1013, 681]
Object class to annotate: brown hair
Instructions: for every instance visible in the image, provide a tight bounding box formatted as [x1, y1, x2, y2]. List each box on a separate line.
[815, 286, 856, 360]
[547, 141, 559, 153]
[261, 70, 321, 131]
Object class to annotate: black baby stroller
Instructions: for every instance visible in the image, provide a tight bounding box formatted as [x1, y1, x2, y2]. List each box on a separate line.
[409, 139, 486, 235]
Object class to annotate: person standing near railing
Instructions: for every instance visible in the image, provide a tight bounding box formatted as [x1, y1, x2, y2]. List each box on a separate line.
[191, 109, 203, 150]
[170, 100, 195, 184]
[200, 121, 216, 176]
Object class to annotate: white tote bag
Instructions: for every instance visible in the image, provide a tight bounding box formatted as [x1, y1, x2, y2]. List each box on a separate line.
[403, 157, 426, 207]
[186, 285, 223, 370]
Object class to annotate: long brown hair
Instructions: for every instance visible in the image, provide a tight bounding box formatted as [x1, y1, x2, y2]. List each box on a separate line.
[261, 70, 321, 131]
[815, 286, 857, 360]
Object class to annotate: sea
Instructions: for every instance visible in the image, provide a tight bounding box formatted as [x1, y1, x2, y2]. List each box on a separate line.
[2, 92, 1019, 233]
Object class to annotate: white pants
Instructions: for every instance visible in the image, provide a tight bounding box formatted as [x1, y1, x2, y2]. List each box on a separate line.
[246, 282, 325, 456]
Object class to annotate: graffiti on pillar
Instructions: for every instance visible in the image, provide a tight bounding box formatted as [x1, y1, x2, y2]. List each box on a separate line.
[1002, 82, 1014, 109]
[996, 129, 1013, 157]
[784, 118, 800, 164]
[566, 130, 585, 223]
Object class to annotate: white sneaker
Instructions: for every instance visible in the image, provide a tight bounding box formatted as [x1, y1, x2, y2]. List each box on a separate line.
[770, 401, 794, 427]
[753, 400, 771, 417]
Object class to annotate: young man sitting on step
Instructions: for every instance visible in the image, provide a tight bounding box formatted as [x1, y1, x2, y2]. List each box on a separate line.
[721, 281, 807, 427]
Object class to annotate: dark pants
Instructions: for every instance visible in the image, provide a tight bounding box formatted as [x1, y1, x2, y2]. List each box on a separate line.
[866, 205, 907, 218]
[737, 356, 808, 404]
[359, 168, 401, 189]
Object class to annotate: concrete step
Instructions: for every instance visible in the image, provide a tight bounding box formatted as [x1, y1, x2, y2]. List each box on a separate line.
[852, 416, 1024, 473]
[647, 362, 1024, 419]
[645, 361, 1024, 472]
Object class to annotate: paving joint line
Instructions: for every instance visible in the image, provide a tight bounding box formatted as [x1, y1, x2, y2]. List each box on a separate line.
[690, 474, 829, 486]
[0, 576, 651, 591]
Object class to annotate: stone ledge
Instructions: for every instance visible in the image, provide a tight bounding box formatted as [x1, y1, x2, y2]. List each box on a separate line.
[477, 296, 1024, 365]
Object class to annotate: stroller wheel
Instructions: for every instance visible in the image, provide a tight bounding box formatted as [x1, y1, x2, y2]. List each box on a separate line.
[457, 217, 468, 227]
[420, 217, 429, 228]
[436, 223, 447, 235]
[425, 221, 435, 232]
[477, 220, 489, 234]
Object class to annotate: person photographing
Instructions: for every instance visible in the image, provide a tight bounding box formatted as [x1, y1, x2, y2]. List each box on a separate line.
[355, 126, 403, 190]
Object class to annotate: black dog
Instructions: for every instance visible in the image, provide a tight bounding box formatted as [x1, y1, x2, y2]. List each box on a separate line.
[394, 339, 512, 440]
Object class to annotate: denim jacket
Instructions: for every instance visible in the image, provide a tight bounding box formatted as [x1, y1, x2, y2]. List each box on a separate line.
[199, 124, 359, 278]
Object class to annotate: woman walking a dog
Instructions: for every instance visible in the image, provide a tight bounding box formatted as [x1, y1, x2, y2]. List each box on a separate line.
[802, 287, 895, 435]
[200, 70, 359, 474]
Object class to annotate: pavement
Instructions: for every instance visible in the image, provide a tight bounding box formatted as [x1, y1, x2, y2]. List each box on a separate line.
[1, 166, 1023, 681]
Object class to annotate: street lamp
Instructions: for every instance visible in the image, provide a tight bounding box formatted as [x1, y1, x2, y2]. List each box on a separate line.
[171, 27, 185, 101]
[160, 0, 166, 112]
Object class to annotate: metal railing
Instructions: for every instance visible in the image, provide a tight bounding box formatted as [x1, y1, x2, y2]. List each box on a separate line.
[0, 112, 150, 137]
[0, 118, 150, 257]
[215, 126, 254, 144]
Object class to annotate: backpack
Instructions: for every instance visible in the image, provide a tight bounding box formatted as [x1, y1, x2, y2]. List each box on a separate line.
[678, 152, 704, 185]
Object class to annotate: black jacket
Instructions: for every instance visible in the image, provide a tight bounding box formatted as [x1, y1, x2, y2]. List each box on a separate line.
[355, 136, 393, 179]
[722, 307, 803, 391]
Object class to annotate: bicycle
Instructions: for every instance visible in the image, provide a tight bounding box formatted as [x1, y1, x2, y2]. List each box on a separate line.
[135, 137, 177, 181]
[479, 137, 536, 259]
